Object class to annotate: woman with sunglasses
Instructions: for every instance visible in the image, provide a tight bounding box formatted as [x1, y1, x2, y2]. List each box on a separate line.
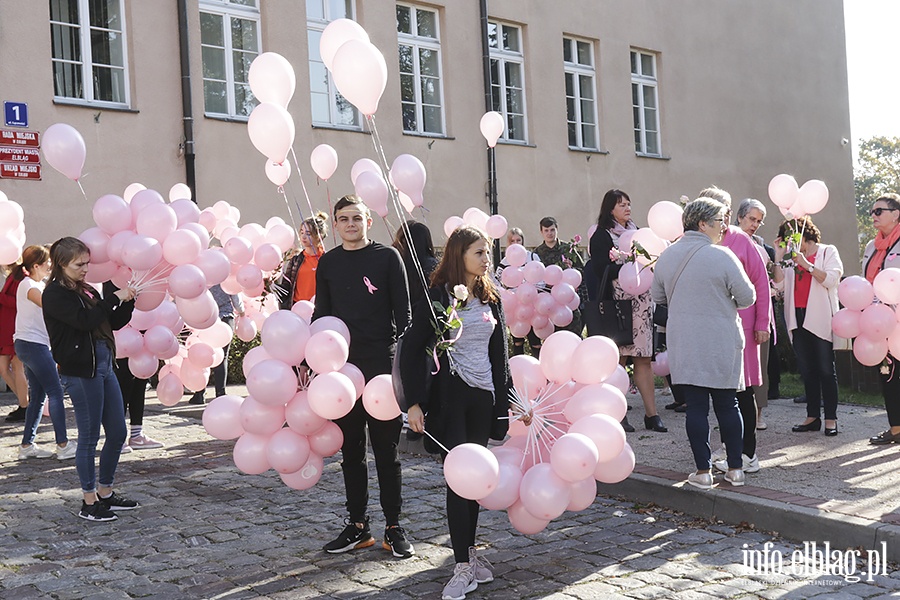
[863, 194, 900, 444]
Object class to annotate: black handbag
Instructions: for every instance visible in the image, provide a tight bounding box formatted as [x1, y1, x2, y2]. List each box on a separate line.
[584, 263, 633, 346]
[391, 332, 434, 413]
[653, 304, 668, 327]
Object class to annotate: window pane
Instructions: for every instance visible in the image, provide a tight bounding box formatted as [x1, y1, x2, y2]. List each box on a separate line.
[53, 60, 83, 98]
[396, 5, 411, 34]
[562, 38, 572, 62]
[502, 25, 519, 52]
[642, 86, 656, 109]
[402, 103, 416, 131]
[489, 58, 499, 86]
[50, 0, 79, 24]
[580, 99, 594, 123]
[422, 106, 442, 133]
[201, 12, 224, 47]
[311, 91, 330, 122]
[644, 108, 657, 131]
[632, 106, 641, 129]
[307, 29, 322, 62]
[92, 65, 125, 102]
[233, 50, 253, 84]
[202, 46, 226, 79]
[579, 75, 593, 100]
[335, 93, 357, 126]
[566, 96, 575, 121]
[204, 79, 228, 114]
[646, 132, 659, 155]
[419, 48, 438, 77]
[576, 41, 591, 65]
[89, 0, 121, 30]
[306, 0, 325, 20]
[232, 18, 258, 51]
[631, 83, 639, 106]
[235, 83, 256, 116]
[400, 73, 415, 102]
[421, 77, 440, 105]
[229, 0, 257, 6]
[416, 9, 436, 38]
[487, 22, 498, 48]
[51, 23, 81, 62]
[582, 124, 595, 149]
[507, 89, 523, 114]
[641, 54, 654, 78]
[567, 122, 576, 147]
[398, 44, 413, 74]
[564, 72, 573, 97]
[630, 51, 638, 75]
[90, 30, 123, 67]
[327, 0, 351, 19]
[308, 61, 328, 94]
[505, 62, 522, 89]
[508, 114, 525, 141]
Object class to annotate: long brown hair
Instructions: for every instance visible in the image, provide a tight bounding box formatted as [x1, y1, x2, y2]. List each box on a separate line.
[49, 237, 91, 291]
[431, 225, 498, 304]
[9, 245, 50, 282]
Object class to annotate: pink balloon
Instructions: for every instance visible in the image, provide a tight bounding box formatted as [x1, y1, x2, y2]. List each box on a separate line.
[561, 268, 582, 288]
[93, 194, 132, 235]
[107, 230, 137, 264]
[444, 443, 500, 500]
[509, 319, 531, 339]
[331, 39, 388, 116]
[136, 202, 178, 242]
[114, 327, 144, 358]
[861, 304, 896, 338]
[280, 453, 324, 490]
[128, 351, 159, 380]
[550, 282, 577, 305]
[188, 341, 216, 369]
[42, 123, 85, 181]
[540, 331, 582, 383]
[169, 264, 207, 299]
[319, 18, 370, 71]
[180, 361, 210, 392]
[540, 265, 561, 287]
[853, 334, 889, 367]
[832, 309, 862, 339]
[235, 316, 258, 342]
[203, 394, 245, 440]
[571, 336, 619, 384]
[888, 326, 900, 358]
[594, 443, 635, 483]
[443, 216, 465, 237]
[797, 179, 829, 215]
[308, 421, 344, 457]
[485, 215, 508, 239]
[508, 500, 550, 534]
[79, 227, 111, 263]
[516, 282, 538, 305]
[647, 201, 685, 241]
[350, 158, 382, 185]
[236, 264, 264, 290]
[291, 300, 315, 323]
[286, 391, 328, 435]
[564, 384, 628, 424]
[194, 249, 231, 286]
[479, 111, 505, 148]
[618, 261, 652, 296]
[262, 310, 311, 365]
[242, 346, 272, 378]
[391, 154, 426, 207]
[134, 282, 168, 311]
[492, 445, 525, 466]
[305, 330, 349, 373]
[354, 170, 389, 218]
[176, 291, 218, 329]
[163, 229, 202, 266]
[338, 363, 366, 399]
[247, 102, 295, 164]
[254, 243, 283, 272]
[606, 364, 630, 393]
[533, 293, 555, 316]
[248, 52, 296, 108]
[505, 244, 528, 268]
[768, 173, 800, 209]
[131, 309, 160, 332]
[570, 413, 628, 463]
[121, 235, 163, 272]
[143, 325, 176, 355]
[550, 433, 600, 483]
[246, 359, 298, 407]
[500, 266, 525, 288]
[157, 338, 181, 361]
[519, 462, 571, 520]
[130, 189, 165, 227]
[83, 260, 117, 285]
[478, 462, 523, 511]
[110, 265, 133, 290]
[549, 304, 573, 328]
[156, 372, 184, 407]
[463, 208, 489, 231]
[362, 374, 401, 420]
[238, 223, 266, 248]
[523, 261, 545, 284]
[874, 268, 900, 305]
[170, 198, 201, 226]
[307, 371, 357, 420]
[266, 428, 311, 475]
[310, 144, 338, 181]
[266, 223, 296, 253]
[224, 236, 254, 265]
[198, 208, 217, 232]
[309, 316, 351, 346]
[233, 433, 271, 475]
[651, 352, 670, 377]
[509, 355, 547, 398]
[567, 477, 598, 512]
[240, 395, 286, 435]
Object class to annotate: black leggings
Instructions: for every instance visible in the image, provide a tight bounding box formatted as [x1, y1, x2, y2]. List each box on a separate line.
[114, 358, 148, 427]
[441, 374, 494, 563]
[511, 330, 542, 357]
[882, 357, 900, 427]
[735, 387, 757, 458]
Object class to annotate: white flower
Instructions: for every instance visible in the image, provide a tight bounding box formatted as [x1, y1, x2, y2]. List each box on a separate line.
[452, 284, 469, 302]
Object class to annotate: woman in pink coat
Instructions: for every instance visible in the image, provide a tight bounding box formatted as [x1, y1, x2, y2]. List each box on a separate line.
[699, 188, 772, 475]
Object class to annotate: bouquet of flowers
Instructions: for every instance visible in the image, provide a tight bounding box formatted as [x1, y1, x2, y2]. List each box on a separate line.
[429, 284, 468, 362]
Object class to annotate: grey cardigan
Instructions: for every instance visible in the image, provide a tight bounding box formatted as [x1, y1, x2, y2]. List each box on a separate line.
[651, 231, 755, 389]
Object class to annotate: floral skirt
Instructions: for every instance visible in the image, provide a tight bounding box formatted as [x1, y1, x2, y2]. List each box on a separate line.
[613, 281, 652, 357]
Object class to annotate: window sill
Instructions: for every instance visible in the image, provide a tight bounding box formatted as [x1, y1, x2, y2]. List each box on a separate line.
[53, 98, 138, 113]
[204, 113, 250, 123]
[569, 147, 609, 155]
[635, 152, 671, 160]
[312, 124, 368, 134]
[497, 139, 535, 148]
[401, 131, 456, 140]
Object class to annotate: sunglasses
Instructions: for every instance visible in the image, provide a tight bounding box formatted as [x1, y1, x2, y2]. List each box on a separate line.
[871, 208, 899, 216]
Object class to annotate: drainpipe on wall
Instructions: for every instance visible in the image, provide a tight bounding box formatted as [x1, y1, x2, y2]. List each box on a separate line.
[177, 0, 197, 203]
[479, 0, 501, 265]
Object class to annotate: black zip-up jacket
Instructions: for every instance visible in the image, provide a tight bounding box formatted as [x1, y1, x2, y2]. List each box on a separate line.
[42, 280, 135, 378]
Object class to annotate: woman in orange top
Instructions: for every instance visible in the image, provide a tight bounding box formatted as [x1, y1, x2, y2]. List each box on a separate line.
[278, 212, 328, 309]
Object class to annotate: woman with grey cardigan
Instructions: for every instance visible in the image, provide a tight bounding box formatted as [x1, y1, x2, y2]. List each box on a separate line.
[651, 198, 756, 489]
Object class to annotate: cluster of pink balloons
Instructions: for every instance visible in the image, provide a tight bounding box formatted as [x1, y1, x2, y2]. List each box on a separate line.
[321, 19, 387, 117]
[499, 244, 582, 338]
[0, 191, 26, 264]
[202, 311, 403, 491]
[352, 154, 427, 218]
[444, 332, 634, 534]
[768, 174, 829, 219]
[833, 273, 900, 366]
[443, 207, 508, 240]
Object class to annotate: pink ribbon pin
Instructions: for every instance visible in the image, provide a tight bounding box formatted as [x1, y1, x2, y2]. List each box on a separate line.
[363, 276, 378, 294]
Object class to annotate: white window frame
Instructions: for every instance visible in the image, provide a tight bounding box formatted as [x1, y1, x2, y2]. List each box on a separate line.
[488, 20, 527, 143]
[563, 37, 599, 150]
[631, 49, 661, 156]
[397, 3, 445, 135]
[307, 1, 360, 129]
[50, 0, 130, 107]
[199, 0, 261, 119]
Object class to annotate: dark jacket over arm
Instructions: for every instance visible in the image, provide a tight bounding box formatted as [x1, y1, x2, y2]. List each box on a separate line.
[589, 229, 620, 300]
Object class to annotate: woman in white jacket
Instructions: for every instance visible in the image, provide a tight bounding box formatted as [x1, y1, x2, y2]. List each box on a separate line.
[772, 217, 845, 436]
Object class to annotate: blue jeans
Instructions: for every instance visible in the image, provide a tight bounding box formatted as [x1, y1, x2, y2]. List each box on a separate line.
[680, 385, 744, 471]
[63, 341, 127, 493]
[792, 308, 838, 421]
[17, 339, 68, 446]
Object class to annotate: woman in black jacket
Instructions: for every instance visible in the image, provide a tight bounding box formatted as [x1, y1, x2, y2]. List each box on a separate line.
[277, 212, 328, 310]
[42, 237, 138, 522]
[400, 225, 510, 600]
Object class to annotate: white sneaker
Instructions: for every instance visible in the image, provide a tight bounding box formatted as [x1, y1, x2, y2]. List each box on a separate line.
[18, 444, 54, 459]
[686, 471, 714, 490]
[713, 453, 760, 474]
[56, 442, 77, 460]
[468, 546, 493, 584]
[725, 469, 745, 486]
[442, 562, 477, 600]
[120, 442, 133, 454]
[128, 434, 164, 450]
[710, 444, 727, 463]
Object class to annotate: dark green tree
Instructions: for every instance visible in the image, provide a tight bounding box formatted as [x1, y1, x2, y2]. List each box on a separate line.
[854, 136, 900, 259]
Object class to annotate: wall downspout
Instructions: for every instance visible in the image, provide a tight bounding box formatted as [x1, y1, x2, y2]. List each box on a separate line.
[177, 0, 197, 203]
[479, 0, 501, 265]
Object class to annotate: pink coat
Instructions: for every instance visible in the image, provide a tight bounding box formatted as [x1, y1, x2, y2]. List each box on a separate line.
[722, 226, 772, 386]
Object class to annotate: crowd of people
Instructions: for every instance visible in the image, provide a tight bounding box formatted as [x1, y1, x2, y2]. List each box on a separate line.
[4, 186, 895, 600]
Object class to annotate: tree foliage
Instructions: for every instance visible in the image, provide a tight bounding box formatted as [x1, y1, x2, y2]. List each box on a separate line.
[854, 136, 900, 259]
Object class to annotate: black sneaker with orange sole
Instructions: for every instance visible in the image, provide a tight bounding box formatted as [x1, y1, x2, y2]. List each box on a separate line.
[323, 518, 376, 553]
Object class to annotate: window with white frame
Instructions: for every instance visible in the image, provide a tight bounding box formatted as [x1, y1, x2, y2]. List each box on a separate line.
[397, 4, 444, 135]
[200, 0, 260, 118]
[487, 21, 527, 143]
[307, 1, 360, 128]
[50, 0, 129, 106]
[631, 50, 660, 156]
[563, 37, 598, 150]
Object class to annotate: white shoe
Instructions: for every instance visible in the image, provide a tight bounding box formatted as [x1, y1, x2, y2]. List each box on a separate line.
[442, 562, 477, 600]
[129, 434, 164, 450]
[725, 469, 745, 486]
[710, 444, 727, 463]
[713, 454, 759, 474]
[56, 442, 77, 460]
[468, 546, 493, 584]
[120, 442, 133, 454]
[756, 420, 767, 430]
[686, 471, 714, 490]
[18, 444, 54, 459]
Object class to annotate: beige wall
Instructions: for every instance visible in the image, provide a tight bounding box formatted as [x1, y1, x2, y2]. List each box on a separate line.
[0, 0, 857, 269]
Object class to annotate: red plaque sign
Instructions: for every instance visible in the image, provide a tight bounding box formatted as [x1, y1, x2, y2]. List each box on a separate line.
[0, 162, 41, 180]
[0, 129, 40, 147]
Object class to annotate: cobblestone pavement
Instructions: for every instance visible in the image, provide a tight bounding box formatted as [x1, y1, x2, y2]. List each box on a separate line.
[2, 402, 900, 599]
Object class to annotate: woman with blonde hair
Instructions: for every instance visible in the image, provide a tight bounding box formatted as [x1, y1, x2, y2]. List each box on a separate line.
[278, 211, 328, 308]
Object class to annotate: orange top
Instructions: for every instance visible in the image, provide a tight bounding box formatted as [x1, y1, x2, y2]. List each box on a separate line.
[293, 252, 319, 302]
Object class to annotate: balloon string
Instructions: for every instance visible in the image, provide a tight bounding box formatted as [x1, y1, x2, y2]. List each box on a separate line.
[325, 181, 336, 249]
[277, 185, 299, 234]
[77, 180, 87, 202]
[423, 429, 450, 454]
[289, 147, 317, 223]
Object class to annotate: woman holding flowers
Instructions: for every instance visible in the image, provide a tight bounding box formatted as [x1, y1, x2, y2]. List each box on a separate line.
[400, 225, 511, 600]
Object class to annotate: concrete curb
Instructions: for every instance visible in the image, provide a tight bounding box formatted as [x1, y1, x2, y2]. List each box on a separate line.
[599, 472, 900, 556]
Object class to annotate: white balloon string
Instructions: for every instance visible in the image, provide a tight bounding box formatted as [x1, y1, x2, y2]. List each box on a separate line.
[276, 186, 299, 234]
[289, 147, 317, 222]
[324, 181, 337, 248]
[423, 429, 450, 454]
[77, 180, 88, 202]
